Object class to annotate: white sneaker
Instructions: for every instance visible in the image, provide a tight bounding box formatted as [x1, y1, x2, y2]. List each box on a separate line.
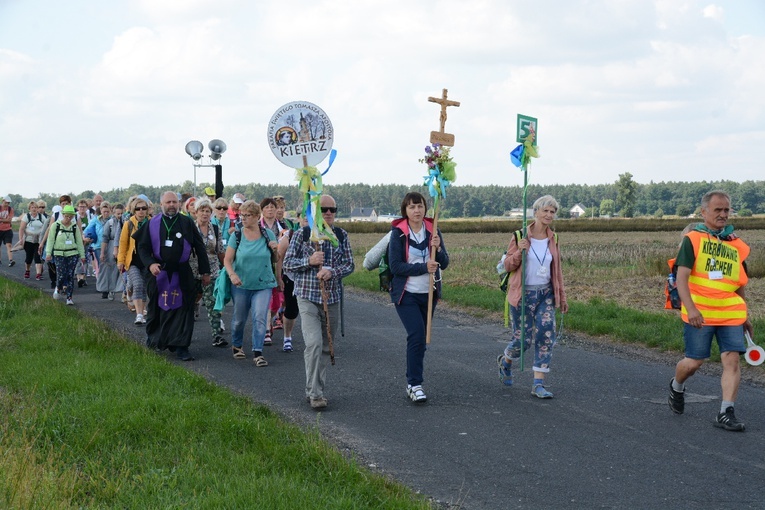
[220, 319, 226, 331]
[406, 385, 427, 403]
[141, 314, 146, 324]
[53, 288, 60, 300]
[66, 298, 74, 306]
[135, 314, 144, 325]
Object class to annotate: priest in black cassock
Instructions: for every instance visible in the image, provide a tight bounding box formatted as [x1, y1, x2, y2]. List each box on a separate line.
[136, 191, 210, 361]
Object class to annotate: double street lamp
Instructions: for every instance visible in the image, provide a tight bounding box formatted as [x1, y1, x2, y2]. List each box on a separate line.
[184, 139, 227, 198]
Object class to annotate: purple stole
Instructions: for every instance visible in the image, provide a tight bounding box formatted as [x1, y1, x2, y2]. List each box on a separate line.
[150, 215, 192, 311]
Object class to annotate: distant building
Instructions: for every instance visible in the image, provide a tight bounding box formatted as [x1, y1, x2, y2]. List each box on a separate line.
[570, 203, 587, 218]
[505, 208, 533, 219]
[377, 214, 401, 223]
[350, 207, 378, 222]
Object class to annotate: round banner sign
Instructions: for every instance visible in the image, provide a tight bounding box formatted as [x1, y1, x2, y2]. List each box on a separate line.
[267, 101, 334, 168]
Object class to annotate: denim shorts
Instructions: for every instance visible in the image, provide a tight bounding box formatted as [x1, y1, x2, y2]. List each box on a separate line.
[683, 323, 745, 359]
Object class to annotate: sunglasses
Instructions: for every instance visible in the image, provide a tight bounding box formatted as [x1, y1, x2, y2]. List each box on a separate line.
[240, 213, 256, 219]
[134, 206, 148, 211]
[320, 207, 337, 214]
[216, 206, 228, 211]
[273, 195, 284, 200]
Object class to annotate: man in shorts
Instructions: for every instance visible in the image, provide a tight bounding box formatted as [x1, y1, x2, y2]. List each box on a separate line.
[668, 190, 752, 431]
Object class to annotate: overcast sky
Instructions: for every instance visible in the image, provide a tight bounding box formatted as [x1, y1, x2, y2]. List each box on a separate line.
[1, 0, 763, 198]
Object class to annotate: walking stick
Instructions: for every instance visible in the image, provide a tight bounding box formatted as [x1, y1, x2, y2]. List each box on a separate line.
[510, 123, 539, 371]
[320, 278, 335, 365]
[519, 161, 528, 371]
[425, 203, 441, 345]
[339, 281, 345, 337]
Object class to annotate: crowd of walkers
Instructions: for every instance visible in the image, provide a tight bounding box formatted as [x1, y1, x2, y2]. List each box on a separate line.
[2, 188, 753, 430]
[1, 189, 354, 410]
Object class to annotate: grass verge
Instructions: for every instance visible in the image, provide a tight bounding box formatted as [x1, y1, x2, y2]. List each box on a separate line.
[0, 278, 430, 509]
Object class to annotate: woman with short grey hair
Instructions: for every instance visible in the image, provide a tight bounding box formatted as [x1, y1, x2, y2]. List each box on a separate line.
[497, 194, 568, 399]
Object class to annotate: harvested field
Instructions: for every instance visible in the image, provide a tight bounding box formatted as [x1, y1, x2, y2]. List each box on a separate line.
[350, 230, 765, 320]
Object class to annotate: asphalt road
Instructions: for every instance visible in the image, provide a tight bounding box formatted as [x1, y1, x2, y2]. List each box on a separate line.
[2, 239, 765, 509]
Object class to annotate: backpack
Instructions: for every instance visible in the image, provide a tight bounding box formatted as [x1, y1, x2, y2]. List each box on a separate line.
[379, 251, 392, 292]
[235, 225, 277, 269]
[664, 258, 681, 310]
[51, 221, 81, 253]
[300, 225, 347, 246]
[498, 230, 558, 293]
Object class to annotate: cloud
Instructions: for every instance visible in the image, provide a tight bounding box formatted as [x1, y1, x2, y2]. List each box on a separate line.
[0, 0, 764, 197]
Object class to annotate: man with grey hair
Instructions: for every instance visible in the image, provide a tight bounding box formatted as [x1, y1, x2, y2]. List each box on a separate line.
[283, 195, 354, 409]
[668, 190, 752, 431]
[136, 191, 210, 361]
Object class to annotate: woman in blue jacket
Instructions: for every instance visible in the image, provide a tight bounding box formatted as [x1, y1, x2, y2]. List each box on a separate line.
[388, 192, 449, 404]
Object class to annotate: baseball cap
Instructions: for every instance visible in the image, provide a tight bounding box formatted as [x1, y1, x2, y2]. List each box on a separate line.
[2, 195, 10, 202]
[232, 195, 244, 204]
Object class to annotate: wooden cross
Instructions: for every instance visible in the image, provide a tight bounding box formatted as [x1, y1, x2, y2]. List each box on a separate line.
[428, 88, 460, 147]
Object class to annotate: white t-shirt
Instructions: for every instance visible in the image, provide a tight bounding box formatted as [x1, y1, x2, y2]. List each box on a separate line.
[525, 237, 553, 286]
[404, 226, 431, 294]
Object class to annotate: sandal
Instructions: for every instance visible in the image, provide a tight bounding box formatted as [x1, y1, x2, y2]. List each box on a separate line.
[253, 356, 268, 367]
[232, 347, 246, 359]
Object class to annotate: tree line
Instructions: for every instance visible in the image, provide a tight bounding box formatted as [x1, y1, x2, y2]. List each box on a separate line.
[11, 174, 765, 218]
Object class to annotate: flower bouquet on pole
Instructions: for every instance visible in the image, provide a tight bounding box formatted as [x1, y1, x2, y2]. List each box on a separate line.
[419, 143, 457, 344]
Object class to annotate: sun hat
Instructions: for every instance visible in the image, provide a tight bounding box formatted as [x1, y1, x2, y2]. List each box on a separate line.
[62, 204, 76, 215]
[204, 187, 215, 196]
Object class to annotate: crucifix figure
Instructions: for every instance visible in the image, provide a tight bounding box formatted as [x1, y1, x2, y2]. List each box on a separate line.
[171, 289, 180, 305]
[161, 290, 169, 307]
[428, 88, 460, 133]
[428, 88, 460, 147]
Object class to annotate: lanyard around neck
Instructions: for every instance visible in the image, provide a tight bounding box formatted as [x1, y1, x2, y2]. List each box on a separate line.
[530, 239, 549, 266]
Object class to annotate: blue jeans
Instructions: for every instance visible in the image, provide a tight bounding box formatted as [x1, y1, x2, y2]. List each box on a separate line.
[394, 291, 436, 386]
[683, 323, 745, 359]
[230, 285, 271, 352]
[505, 285, 557, 373]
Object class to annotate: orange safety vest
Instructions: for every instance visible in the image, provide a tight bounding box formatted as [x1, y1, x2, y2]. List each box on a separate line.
[682, 230, 749, 325]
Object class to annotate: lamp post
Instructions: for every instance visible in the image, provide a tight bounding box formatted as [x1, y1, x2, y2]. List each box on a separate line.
[184, 139, 227, 198]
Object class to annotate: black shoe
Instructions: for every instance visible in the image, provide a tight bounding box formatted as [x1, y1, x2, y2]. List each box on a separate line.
[176, 347, 194, 361]
[668, 378, 685, 414]
[714, 406, 745, 431]
[77, 279, 85, 288]
[9, 260, 15, 267]
[102, 292, 109, 299]
[212, 335, 228, 348]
